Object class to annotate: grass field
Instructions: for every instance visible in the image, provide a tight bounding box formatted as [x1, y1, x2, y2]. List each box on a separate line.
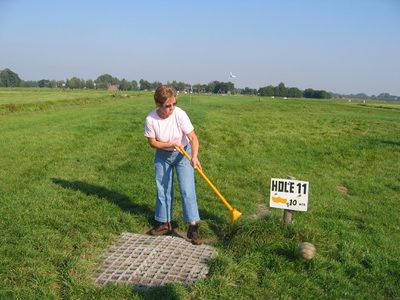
[0, 88, 149, 114]
[1, 89, 399, 299]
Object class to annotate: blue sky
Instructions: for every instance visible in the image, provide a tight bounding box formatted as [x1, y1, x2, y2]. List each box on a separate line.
[1, 0, 399, 95]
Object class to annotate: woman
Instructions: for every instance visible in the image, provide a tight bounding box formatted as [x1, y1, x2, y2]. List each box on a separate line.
[144, 85, 202, 245]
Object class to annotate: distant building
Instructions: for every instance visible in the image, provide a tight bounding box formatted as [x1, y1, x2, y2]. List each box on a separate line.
[108, 85, 119, 91]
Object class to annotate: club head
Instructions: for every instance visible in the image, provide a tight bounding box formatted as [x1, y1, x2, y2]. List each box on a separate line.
[230, 208, 242, 222]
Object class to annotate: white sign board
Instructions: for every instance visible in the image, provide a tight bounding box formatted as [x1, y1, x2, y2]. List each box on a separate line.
[270, 178, 309, 211]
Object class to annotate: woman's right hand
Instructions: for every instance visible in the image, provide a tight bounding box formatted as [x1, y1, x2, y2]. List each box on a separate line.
[173, 143, 184, 153]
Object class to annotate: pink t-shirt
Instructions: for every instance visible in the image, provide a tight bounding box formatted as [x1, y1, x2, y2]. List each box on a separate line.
[144, 107, 194, 151]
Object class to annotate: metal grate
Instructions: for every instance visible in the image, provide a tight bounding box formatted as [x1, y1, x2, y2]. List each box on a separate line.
[93, 232, 217, 289]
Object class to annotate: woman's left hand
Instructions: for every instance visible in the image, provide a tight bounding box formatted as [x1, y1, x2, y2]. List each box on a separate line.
[190, 157, 202, 171]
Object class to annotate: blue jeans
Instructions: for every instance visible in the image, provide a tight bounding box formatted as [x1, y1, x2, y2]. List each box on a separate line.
[154, 144, 200, 223]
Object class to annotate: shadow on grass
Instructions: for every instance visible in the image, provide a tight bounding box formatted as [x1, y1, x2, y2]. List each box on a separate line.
[51, 178, 153, 221]
[199, 208, 226, 224]
[382, 140, 400, 146]
[136, 283, 184, 300]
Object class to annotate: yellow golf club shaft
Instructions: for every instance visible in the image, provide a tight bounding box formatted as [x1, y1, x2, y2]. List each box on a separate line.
[180, 147, 233, 211]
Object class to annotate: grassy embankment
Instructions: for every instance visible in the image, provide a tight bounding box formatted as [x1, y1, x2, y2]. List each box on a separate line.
[0, 88, 399, 299]
[0, 88, 148, 114]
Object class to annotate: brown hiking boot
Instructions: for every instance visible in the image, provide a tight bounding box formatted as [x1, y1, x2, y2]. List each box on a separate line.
[187, 224, 202, 245]
[150, 222, 172, 236]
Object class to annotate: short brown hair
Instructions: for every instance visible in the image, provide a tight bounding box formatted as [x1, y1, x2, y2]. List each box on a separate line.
[154, 85, 177, 104]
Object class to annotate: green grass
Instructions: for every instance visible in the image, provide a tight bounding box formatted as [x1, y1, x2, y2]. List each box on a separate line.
[0, 89, 399, 299]
[0, 88, 150, 114]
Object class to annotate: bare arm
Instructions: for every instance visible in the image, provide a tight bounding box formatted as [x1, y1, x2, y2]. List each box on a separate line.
[147, 131, 202, 170]
[147, 137, 183, 152]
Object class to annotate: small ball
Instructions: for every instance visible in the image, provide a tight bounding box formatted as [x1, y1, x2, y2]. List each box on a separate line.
[298, 242, 316, 260]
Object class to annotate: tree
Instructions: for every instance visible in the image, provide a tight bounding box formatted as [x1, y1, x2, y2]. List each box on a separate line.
[86, 79, 95, 89]
[96, 79, 108, 89]
[96, 74, 112, 85]
[20, 81, 31, 87]
[177, 81, 186, 91]
[169, 80, 186, 92]
[111, 76, 119, 85]
[66, 77, 81, 89]
[288, 87, 303, 98]
[258, 83, 304, 98]
[21, 80, 38, 87]
[242, 87, 257, 95]
[378, 93, 391, 99]
[57, 80, 65, 88]
[95, 74, 119, 89]
[139, 79, 152, 91]
[258, 85, 274, 96]
[213, 82, 234, 94]
[0, 68, 21, 87]
[120, 78, 130, 91]
[206, 81, 219, 93]
[131, 80, 138, 91]
[151, 81, 162, 91]
[274, 82, 287, 97]
[38, 79, 50, 88]
[319, 90, 331, 99]
[49, 80, 57, 88]
[303, 88, 314, 98]
[78, 78, 85, 89]
[303, 88, 331, 99]
[195, 83, 207, 93]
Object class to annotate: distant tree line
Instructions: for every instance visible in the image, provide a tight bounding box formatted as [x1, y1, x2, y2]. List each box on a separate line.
[303, 88, 332, 99]
[241, 87, 258, 95]
[256, 82, 330, 99]
[1, 68, 398, 100]
[205, 81, 235, 94]
[331, 92, 398, 101]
